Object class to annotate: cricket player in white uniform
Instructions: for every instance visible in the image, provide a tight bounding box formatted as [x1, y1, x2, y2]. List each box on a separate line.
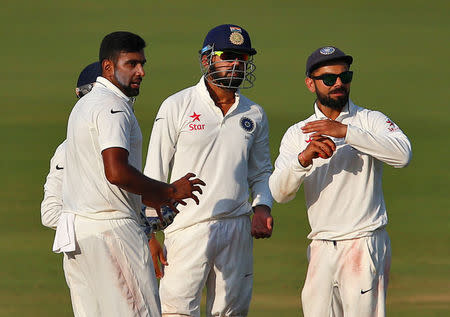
[41, 61, 101, 230]
[41, 60, 169, 283]
[269, 46, 412, 317]
[58, 31, 205, 317]
[144, 24, 273, 317]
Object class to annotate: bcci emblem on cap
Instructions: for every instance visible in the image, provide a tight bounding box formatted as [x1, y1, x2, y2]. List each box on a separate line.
[240, 116, 255, 132]
[199, 24, 257, 89]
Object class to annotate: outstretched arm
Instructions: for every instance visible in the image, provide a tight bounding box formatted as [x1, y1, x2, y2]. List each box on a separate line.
[102, 147, 205, 216]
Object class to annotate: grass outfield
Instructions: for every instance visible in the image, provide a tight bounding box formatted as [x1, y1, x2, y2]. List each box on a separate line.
[1, 0, 449, 316]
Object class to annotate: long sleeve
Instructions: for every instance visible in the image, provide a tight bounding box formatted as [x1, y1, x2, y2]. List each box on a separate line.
[143, 99, 179, 182]
[269, 124, 312, 203]
[248, 109, 273, 208]
[41, 142, 66, 229]
[345, 110, 412, 168]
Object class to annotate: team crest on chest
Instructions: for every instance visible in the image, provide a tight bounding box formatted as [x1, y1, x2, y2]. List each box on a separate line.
[240, 117, 255, 132]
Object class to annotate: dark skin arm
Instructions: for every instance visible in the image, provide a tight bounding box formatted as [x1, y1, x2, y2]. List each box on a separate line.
[102, 147, 205, 219]
[148, 233, 167, 279]
[251, 205, 273, 239]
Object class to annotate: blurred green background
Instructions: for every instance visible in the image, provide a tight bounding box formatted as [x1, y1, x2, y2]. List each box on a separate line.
[1, 0, 449, 316]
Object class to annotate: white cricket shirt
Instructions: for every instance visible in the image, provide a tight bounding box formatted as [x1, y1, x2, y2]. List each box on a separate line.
[62, 76, 142, 220]
[269, 100, 412, 240]
[41, 141, 65, 229]
[144, 77, 273, 234]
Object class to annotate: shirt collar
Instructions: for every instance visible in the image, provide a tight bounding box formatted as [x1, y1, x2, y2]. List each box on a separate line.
[96, 76, 136, 108]
[313, 99, 354, 121]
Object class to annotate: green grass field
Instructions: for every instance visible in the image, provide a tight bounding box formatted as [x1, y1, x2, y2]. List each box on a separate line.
[1, 0, 449, 316]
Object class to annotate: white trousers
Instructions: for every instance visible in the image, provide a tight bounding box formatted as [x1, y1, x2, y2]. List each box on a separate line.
[160, 216, 253, 317]
[301, 228, 391, 317]
[63, 216, 161, 317]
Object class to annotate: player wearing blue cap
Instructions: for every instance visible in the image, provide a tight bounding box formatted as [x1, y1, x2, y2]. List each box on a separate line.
[269, 46, 412, 317]
[144, 24, 273, 317]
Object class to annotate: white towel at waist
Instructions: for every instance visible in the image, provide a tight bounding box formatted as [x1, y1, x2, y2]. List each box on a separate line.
[52, 213, 76, 253]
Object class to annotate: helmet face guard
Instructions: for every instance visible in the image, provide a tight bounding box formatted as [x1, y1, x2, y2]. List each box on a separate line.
[75, 83, 95, 98]
[199, 47, 256, 89]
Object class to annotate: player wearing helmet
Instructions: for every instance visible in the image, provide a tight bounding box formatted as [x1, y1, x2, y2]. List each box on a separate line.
[144, 24, 273, 317]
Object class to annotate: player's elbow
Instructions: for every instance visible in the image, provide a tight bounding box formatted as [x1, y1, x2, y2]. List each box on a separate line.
[41, 210, 59, 229]
[105, 168, 123, 185]
[269, 180, 295, 203]
[104, 161, 130, 186]
[271, 190, 296, 204]
[393, 147, 412, 168]
[397, 152, 412, 168]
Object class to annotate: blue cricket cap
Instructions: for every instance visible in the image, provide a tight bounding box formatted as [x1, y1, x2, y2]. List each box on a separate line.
[200, 24, 257, 55]
[306, 46, 353, 76]
[76, 61, 102, 88]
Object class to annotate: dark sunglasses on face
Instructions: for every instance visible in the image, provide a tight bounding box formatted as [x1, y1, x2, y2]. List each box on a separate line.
[310, 71, 353, 86]
[213, 50, 249, 61]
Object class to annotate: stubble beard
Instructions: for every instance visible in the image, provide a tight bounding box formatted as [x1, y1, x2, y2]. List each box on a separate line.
[209, 65, 244, 88]
[114, 71, 140, 97]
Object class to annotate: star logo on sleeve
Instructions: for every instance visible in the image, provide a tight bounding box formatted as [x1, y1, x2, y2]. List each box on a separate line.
[190, 112, 201, 122]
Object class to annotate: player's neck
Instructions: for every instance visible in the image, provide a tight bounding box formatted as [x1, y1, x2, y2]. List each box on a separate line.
[316, 102, 342, 120]
[205, 80, 236, 115]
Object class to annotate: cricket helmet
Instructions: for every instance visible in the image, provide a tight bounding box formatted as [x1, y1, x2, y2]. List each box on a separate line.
[199, 24, 256, 89]
[75, 61, 102, 98]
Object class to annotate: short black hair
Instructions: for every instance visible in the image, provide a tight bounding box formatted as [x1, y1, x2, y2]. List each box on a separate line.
[99, 31, 146, 63]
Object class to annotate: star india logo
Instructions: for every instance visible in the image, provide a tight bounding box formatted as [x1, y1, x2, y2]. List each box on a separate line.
[189, 112, 205, 131]
[320, 47, 335, 55]
[229, 32, 244, 45]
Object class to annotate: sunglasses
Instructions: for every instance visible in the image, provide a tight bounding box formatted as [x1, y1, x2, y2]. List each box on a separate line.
[310, 71, 353, 86]
[213, 50, 249, 61]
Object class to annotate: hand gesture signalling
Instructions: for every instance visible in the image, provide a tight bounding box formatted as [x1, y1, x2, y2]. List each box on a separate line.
[301, 119, 347, 139]
[170, 173, 206, 206]
[298, 136, 336, 167]
[142, 173, 205, 223]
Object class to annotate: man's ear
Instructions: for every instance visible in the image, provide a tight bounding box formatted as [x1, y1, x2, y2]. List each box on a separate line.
[102, 59, 114, 77]
[305, 77, 316, 93]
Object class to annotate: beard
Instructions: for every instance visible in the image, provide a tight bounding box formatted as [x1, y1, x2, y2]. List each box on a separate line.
[114, 71, 141, 97]
[209, 65, 244, 88]
[315, 87, 349, 111]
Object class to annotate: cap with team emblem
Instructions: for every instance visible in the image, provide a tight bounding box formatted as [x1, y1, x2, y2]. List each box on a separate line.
[200, 24, 257, 55]
[306, 46, 353, 76]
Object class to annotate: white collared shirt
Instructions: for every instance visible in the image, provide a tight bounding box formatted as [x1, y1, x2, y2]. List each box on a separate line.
[144, 77, 273, 234]
[62, 76, 142, 220]
[269, 100, 412, 240]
